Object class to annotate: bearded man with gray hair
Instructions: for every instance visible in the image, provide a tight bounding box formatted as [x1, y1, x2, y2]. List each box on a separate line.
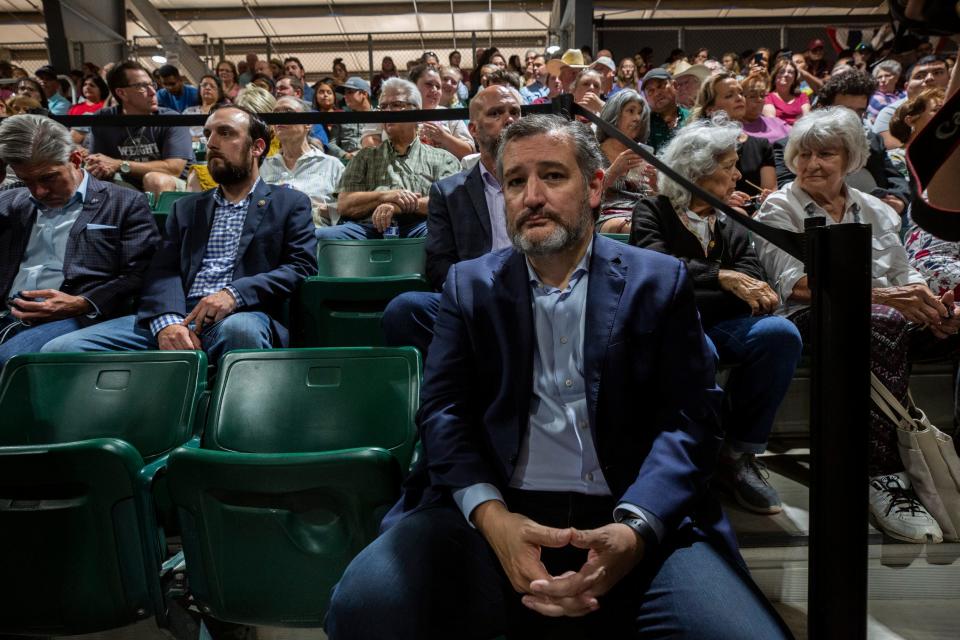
[0, 114, 158, 365]
[325, 114, 791, 639]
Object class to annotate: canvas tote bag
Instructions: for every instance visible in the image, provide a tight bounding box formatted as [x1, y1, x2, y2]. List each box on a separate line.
[870, 372, 960, 541]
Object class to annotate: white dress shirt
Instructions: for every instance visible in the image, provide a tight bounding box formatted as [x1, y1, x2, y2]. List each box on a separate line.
[755, 180, 927, 317]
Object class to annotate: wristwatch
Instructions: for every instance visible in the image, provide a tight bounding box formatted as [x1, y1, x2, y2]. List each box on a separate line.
[616, 514, 659, 552]
[119, 160, 131, 175]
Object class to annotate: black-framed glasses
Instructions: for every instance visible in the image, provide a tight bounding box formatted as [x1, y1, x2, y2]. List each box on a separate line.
[380, 101, 416, 111]
[122, 81, 156, 93]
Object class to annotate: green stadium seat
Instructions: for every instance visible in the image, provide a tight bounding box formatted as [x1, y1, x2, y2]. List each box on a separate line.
[166, 347, 421, 626]
[292, 238, 431, 347]
[601, 232, 631, 243]
[291, 275, 430, 346]
[0, 351, 207, 461]
[0, 439, 164, 635]
[144, 191, 156, 209]
[152, 190, 193, 214]
[315, 237, 427, 278]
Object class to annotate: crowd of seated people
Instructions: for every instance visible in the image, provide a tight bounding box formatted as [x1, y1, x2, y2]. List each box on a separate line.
[1, 39, 960, 634]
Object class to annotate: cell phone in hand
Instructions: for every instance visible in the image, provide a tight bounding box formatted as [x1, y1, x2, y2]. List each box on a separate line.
[754, 53, 764, 65]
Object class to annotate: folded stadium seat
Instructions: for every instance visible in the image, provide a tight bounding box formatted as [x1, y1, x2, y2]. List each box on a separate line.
[166, 347, 420, 627]
[291, 238, 431, 347]
[152, 190, 193, 214]
[0, 439, 164, 635]
[0, 352, 208, 634]
[600, 232, 631, 243]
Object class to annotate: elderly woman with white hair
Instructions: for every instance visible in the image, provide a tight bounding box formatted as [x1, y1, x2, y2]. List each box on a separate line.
[631, 118, 802, 515]
[596, 89, 656, 234]
[756, 106, 960, 544]
[260, 95, 344, 228]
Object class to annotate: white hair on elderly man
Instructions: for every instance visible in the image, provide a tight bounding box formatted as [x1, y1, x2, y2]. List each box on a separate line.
[656, 116, 742, 213]
[0, 114, 74, 167]
[380, 77, 423, 109]
[783, 106, 870, 176]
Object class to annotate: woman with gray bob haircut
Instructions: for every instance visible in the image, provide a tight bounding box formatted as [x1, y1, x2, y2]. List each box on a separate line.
[869, 59, 904, 124]
[630, 117, 803, 516]
[755, 106, 960, 544]
[596, 89, 655, 234]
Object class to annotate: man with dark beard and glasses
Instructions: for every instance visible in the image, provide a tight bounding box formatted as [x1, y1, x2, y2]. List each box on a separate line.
[381, 85, 522, 355]
[326, 115, 791, 639]
[43, 105, 317, 362]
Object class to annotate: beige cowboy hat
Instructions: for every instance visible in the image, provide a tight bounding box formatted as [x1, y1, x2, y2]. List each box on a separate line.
[545, 49, 588, 77]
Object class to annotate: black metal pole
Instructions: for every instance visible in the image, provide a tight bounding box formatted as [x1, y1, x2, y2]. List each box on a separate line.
[806, 220, 872, 640]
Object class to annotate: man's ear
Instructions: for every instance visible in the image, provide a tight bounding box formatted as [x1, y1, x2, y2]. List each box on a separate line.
[251, 137, 267, 159]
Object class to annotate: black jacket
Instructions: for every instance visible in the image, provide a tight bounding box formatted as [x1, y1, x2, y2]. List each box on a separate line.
[630, 195, 765, 328]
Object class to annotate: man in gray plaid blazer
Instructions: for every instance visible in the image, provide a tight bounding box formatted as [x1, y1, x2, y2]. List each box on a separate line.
[0, 114, 159, 366]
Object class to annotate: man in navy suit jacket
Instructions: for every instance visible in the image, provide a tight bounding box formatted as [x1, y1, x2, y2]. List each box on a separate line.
[0, 115, 158, 365]
[327, 116, 790, 638]
[382, 85, 523, 354]
[43, 105, 317, 362]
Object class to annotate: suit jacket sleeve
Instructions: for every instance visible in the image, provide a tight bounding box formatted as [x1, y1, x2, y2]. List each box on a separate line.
[81, 191, 159, 317]
[229, 190, 318, 306]
[136, 199, 190, 324]
[419, 263, 502, 492]
[425, 180, 456, 291]
[619, 260, 724, 529]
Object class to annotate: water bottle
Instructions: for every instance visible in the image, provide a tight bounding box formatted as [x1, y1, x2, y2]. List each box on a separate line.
[383, 222, 400, 239]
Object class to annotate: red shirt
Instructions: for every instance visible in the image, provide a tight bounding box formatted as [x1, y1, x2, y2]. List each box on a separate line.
[68, 101, 104, 115]
[763, 92, 808, 126]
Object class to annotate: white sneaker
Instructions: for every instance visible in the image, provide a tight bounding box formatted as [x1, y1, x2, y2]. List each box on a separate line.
[869, 473, 943, 544]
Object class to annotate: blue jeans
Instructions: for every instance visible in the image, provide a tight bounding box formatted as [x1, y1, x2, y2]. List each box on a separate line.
[382, 291, 441, 356]
[326, 499, 791, 639]
[704, 315, 803, 453]
[0, 315, 86, 366]
[315, 220, 428, 241]
[40, 312, 273, 363]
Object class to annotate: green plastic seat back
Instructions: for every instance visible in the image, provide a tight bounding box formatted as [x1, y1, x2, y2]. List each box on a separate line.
[601, 232, 630, 243]
[0, 352, 206, 461]
[167, 446, 401, 626]
[290, 276, 430, 347]
[0, 438, 154, 635]
[316, 238, 426, 278]
[153, 190, 192, 214]
[205, 347, 420, 468]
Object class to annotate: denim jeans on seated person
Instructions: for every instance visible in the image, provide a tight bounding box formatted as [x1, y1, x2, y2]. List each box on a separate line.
[703, 314, 803, 454]
[40, 311, 273, 363]
[381, 291, 442, 356]
[325, 497, 792, 640]
[314, 220, 428, 241]
[0, 315, 86, 366]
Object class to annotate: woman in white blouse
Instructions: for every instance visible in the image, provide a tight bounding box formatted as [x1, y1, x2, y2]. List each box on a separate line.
[755, 107, 960, 544]
[260, 96, 345, 227]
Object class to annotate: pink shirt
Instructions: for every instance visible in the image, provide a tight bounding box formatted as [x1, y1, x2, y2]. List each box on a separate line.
[764, 91, 808, 126]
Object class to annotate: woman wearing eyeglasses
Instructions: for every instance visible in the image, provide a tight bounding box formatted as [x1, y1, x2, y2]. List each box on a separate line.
[739, 73, 791, 145]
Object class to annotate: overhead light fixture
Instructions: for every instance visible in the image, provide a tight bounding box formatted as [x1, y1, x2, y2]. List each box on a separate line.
[152, 55, 168, 64]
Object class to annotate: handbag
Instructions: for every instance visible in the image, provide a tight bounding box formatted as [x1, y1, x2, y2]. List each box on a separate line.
[870, 372, 960, 541]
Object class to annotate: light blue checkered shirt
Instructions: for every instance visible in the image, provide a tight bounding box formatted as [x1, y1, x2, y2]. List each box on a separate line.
[149, 182, 256, 336]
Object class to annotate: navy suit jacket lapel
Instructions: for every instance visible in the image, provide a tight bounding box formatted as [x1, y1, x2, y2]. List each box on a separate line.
[186, 191, 216, 287]
[493, 250, 535, 454]
[464, 164, 492, 246]
[63, 177, 107, 269]
[583, 236, 627, 448]
[235, 180, 271, 265]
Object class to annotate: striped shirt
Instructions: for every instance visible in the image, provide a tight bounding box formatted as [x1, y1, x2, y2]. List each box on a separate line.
[149, 182, 256, 335]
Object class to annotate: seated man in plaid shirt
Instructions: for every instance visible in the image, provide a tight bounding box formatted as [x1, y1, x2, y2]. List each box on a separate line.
[43, 105, 317, 362]
[316, 77, 462, 240]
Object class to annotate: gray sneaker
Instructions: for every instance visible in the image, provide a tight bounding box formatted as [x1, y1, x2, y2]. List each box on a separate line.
[717, 454, 783, 515]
